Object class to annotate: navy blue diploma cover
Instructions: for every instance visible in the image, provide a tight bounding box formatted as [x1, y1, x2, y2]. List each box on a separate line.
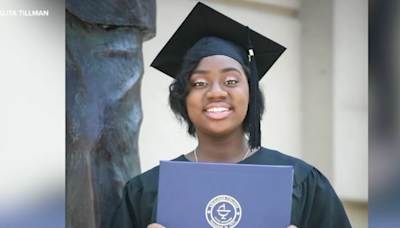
[157, 160, 294, 228]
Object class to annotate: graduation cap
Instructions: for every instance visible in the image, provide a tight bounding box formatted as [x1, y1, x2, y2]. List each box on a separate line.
[151, 2, 286, 149]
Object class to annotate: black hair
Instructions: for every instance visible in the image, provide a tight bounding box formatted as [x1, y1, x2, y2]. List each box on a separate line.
[168, 55, 265, 139]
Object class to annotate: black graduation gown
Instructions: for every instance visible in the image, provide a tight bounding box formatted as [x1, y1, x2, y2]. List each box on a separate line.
[107, 147, 352, 228]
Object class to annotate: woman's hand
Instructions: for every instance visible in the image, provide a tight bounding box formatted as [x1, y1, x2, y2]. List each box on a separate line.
[147, 223, 165, 228]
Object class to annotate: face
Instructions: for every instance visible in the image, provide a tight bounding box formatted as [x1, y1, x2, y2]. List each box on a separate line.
[186, 55, 249, 136]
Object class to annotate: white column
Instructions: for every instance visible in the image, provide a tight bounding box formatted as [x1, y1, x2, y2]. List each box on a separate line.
[299, 0, 334, 179]
[332, 0, 368, 202]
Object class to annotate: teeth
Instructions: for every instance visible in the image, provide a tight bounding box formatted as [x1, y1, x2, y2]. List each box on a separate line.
[206, 107, 229, 113]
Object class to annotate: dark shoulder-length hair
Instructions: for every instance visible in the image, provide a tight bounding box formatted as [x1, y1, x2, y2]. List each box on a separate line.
[168, 55, 265, 137]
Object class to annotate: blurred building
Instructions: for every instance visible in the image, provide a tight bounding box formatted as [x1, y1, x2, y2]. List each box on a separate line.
[140, 0, 368, 227]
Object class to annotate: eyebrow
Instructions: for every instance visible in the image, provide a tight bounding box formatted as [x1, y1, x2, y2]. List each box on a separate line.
[192, 67, 242, 75]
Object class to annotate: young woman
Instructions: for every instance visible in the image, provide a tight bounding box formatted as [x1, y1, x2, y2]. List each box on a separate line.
[108, 2, 351, 228]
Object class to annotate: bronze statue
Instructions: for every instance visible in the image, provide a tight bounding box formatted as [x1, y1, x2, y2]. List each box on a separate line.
[66, 1, 156, 227]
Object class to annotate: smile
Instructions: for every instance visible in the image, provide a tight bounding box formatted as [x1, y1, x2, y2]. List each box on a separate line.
[206, 107, 231, 113]
[204, 107, 233, 120]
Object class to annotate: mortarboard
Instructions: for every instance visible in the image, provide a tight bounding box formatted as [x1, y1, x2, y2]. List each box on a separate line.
[151, 2, 286, 149]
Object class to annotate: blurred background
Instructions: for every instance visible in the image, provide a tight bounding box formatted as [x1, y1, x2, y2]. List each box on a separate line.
[140, 0, 368, 227]
[369, 0, 400, 227]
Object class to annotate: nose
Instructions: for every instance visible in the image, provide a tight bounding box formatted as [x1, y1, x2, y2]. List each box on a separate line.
[206, 84, 228, 100]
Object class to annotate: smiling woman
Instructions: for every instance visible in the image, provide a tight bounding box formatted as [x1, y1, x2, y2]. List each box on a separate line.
[168, 54, 265, 150]
[185, 56, 252, 157]
[168, 54, 265, 163]
[107, 2, 352, 228]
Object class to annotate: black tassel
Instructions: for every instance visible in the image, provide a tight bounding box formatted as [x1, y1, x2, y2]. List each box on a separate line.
[246, 26, 261, 150]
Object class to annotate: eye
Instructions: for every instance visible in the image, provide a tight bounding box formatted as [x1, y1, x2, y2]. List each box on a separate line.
[225, 80, 239, 85]
[193, 81, 208, 87]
